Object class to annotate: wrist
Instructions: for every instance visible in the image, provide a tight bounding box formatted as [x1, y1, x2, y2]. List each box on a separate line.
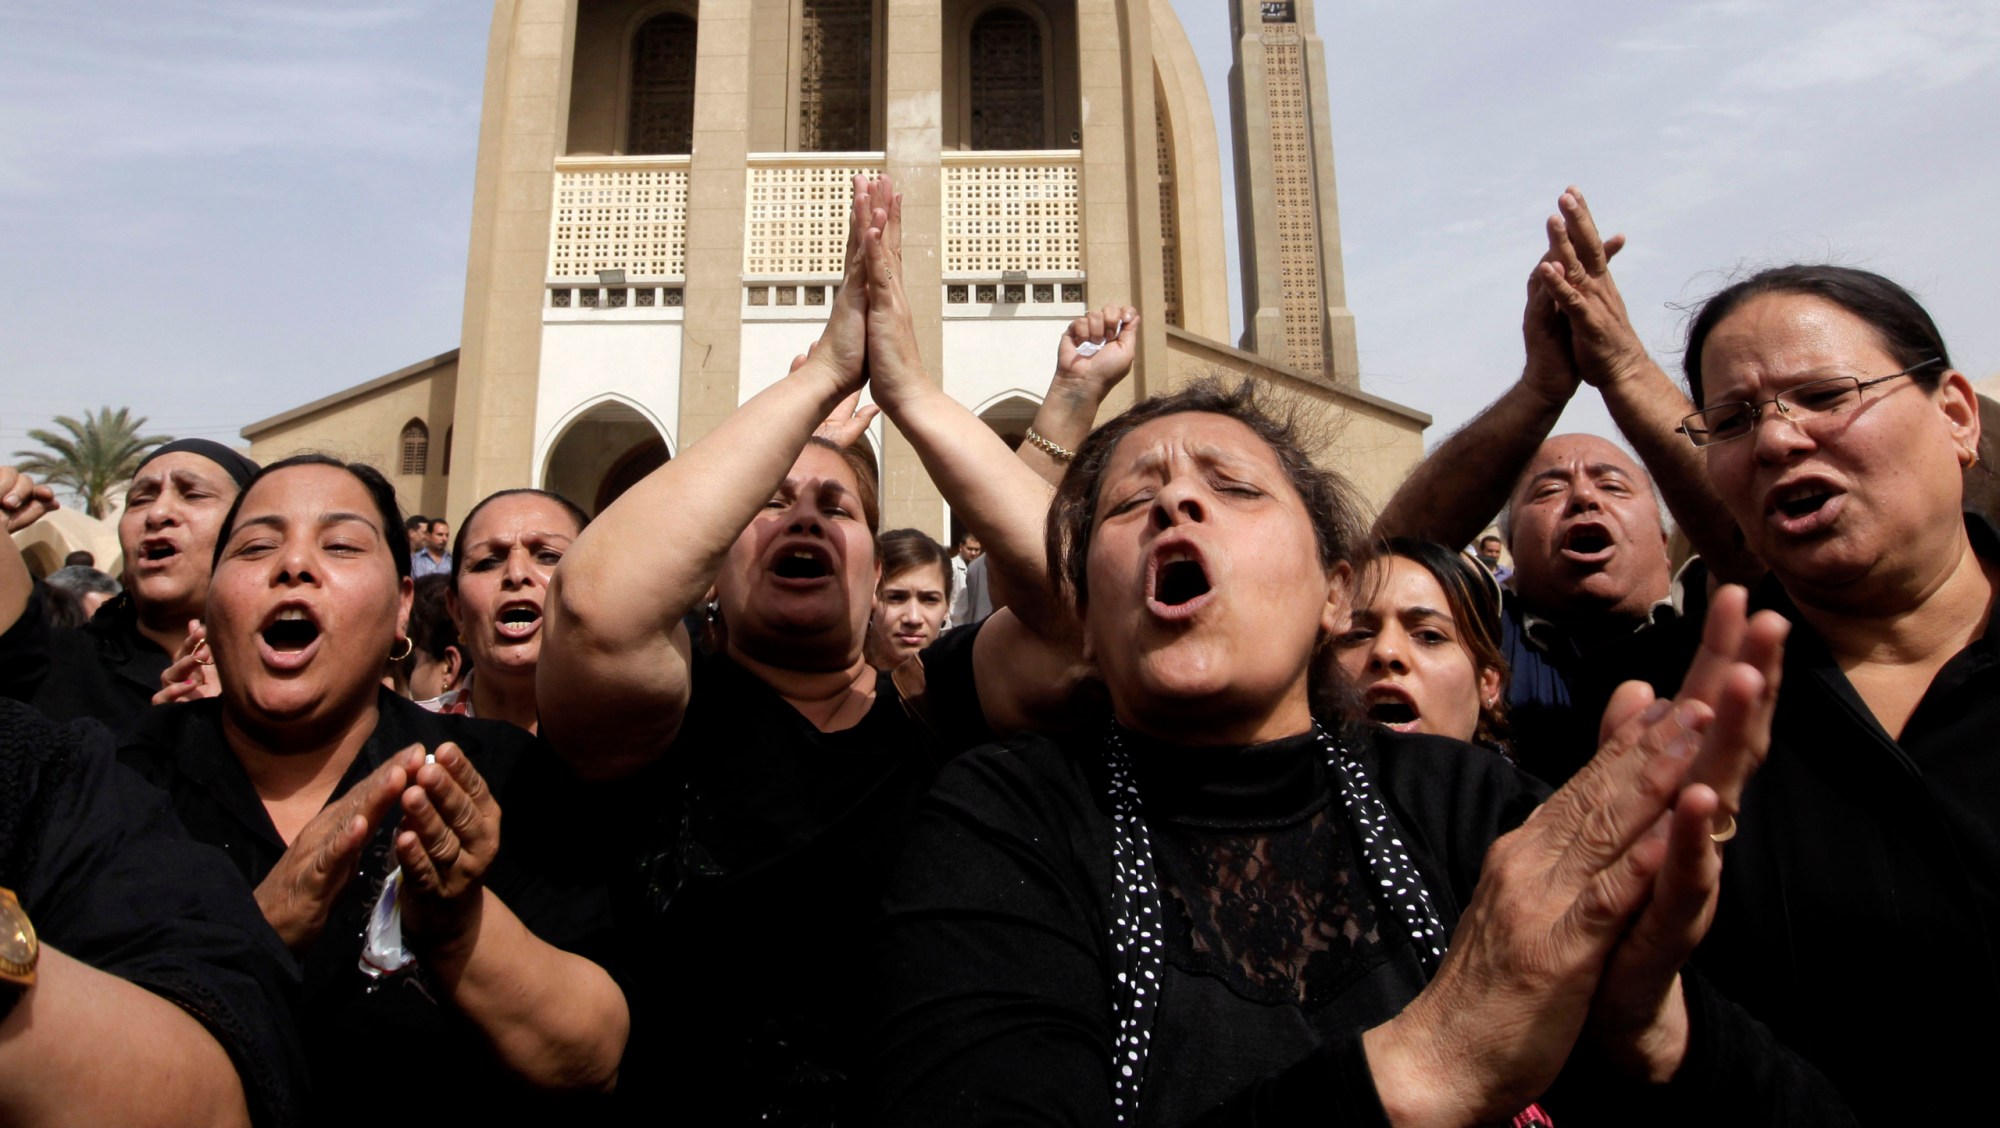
[1363, 1012, 1481, 1128]
[1595, 975, 1690, 1085]
[405, 885, 487, 973]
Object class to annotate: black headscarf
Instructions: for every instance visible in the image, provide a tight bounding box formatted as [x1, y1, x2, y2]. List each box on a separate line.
[133, 439, 260, 491]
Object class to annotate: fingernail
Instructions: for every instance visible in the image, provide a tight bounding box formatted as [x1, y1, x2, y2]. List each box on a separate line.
[1667, 729, 1697, 759]
[1640, 698, 1673, 724]
[1676, 704, 1706, 731]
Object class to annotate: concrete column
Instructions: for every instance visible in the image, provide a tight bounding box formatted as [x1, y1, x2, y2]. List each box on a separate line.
[676, 1, 758, 451]
[880, 0, 947, 535]
[1297, 2, 1360, 386]
[1076, 0, 1164, 411]
[446, 0, 576, 525]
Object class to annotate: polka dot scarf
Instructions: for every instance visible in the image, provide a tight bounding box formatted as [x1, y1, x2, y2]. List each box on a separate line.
[1100, 721, 1449, 1122]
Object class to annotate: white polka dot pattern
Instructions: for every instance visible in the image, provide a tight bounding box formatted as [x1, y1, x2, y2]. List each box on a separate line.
[1318, 726, 1448, 971]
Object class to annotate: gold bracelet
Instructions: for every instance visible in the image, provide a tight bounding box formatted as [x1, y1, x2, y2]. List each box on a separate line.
[1023, 426, 1075, 463]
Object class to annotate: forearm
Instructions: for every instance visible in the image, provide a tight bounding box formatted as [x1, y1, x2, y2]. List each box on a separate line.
[1375, 378, 1569, 545]
[0, 545, 27, 635]
[424, 889, 629, 1093]
[1597, 365, 1766, 585]
[882, 383, 1061, 633]
[0, 946, 251, 1128]
[1018, 377, 1102, 487]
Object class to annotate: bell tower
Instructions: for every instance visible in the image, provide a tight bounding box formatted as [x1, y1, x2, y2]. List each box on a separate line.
[1228, 0, 1360, 386]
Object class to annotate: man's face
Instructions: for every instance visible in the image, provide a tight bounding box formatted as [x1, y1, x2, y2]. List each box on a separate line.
[1506, 435, 1672, 624]
[959, 534, 982, 563]
[429, 521, 450, 552]
[1476, 538, 1502, 567]
[408, 524, 427, 552]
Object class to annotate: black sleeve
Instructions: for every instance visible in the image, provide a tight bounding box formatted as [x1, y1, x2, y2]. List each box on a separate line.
[3, 702, 308, 1127]
[1543, 969, 1860, 1125]
[866, 738, 1402, 1127]
[917, 619, 992, 753]
[0, 586, 52, 705]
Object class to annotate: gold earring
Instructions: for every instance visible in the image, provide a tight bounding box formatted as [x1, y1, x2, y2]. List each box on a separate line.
[389, 637, 414, 661]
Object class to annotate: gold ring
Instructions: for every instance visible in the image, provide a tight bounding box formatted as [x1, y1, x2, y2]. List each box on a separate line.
[1709, 814, 1738, 844]
[193, 639, 214, 667]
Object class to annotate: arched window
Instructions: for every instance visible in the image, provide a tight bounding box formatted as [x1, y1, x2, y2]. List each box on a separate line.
[798, 0, 874, 151]
[629, 12, 697, 155]
[969, 7, 1046, 150]
[400, 420, 429, 477]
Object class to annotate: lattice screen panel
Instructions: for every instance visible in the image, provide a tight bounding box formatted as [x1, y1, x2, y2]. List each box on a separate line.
[1263, 25, 1326, 376]
[550, 166, 690, 279]
[745, 163, 880, 275]
[1156, 96, 1182, 328]
[944, 160, 1081, 274]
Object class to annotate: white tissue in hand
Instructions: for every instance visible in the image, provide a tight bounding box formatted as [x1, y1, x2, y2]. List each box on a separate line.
[359, 866, 414, 980]
[1074, 318, 1126, 358]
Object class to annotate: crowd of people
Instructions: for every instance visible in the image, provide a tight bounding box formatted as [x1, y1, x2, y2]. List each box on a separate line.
[0, 177, 1988, 1125]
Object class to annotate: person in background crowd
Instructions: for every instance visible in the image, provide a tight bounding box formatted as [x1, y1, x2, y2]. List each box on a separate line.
[1537, 186, 2000, 1121]
[1337, 536, 1512, 752]
[434, 488, 587, 733]
[120, 454, 624, 1125]
[61, 550, 93, 568]
[411, 516, 452, 578]
[0, 699, 307, 1127]
[405, 514, 430, 559]
[0, 439, 258, 734]
[41, 565, 120, 627]
[867, 529, 953, 671]
[868, 378, 1842, 1125]
[1474, 533, 1512, 583]
[948, 531, 977, 620]
[395, 573, 464, 703]
[1375, 194, 1696, 784]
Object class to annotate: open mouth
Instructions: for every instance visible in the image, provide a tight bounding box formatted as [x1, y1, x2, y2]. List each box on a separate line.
[1562, 525, 1613, 556]
[140, 539, 180, 563]
[261, 608, 320, 652]
[496, 602, 542, 640]
[773, 547, 832, 581]
[1772, 485, 1833, 519]
[1367, 699, 1419, 726]
[1157, 559, 1211, 606]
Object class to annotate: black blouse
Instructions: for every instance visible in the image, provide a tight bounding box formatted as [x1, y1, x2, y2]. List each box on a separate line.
[599, 623, 990, 1126]
[117, 690, 616, 1126]
[0, 588, 171, 735]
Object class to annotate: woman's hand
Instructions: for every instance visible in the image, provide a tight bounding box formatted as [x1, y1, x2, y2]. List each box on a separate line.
[254, 749, 419, 955]
[153, 620, 221, 705]
[811, 385, 881, 449]
[394, 742, 502, 953]
[1585, 586, 1787, 1081]
[1364, 589, 1785, 1125]
[0, 469, 57, 533]
[1053, 304, 1140, 400]
[860, 176, 934, 415]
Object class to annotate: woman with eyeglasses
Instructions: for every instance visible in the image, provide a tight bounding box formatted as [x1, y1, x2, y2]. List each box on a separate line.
[1541, 193, 1996, 1122]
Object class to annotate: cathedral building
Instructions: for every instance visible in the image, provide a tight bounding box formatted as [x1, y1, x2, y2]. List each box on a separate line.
[240, 0, 1429, 535]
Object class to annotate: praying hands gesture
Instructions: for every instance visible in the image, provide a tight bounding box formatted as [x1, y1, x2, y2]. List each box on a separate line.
[1365, 588, 1787, 1125]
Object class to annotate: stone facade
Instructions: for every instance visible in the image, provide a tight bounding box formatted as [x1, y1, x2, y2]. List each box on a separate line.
[231, 0, 1429, 539]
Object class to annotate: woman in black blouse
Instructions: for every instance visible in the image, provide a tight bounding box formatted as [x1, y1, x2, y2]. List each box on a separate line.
[119, 455, 624, 1124]
[867, 379, 1834, 1125]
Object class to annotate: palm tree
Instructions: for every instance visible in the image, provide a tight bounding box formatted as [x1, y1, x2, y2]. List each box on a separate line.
[15, 407, 173, 518]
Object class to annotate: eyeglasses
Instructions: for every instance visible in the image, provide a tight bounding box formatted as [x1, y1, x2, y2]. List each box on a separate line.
[1677, 358, 1943, 448]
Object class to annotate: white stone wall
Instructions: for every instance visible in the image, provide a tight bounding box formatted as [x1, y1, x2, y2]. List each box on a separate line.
[533, 314, 685, 481]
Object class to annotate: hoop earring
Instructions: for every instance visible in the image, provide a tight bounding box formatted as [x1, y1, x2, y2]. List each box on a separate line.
[389, 637, 414, 662]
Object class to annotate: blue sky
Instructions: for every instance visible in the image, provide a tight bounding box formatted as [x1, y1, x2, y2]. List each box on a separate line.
[5, 1, 1998, 466]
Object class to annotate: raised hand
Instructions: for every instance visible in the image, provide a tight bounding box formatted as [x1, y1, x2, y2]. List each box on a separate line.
[1054, 304, 1140, 401]
[394, 742, 503, 951]
[254, 748, 420, 955]
[1585, 586, 1787, 1079]
[0, 468, 58, 533]
[860, 175, 933, 414]
[1364, 591, 1786, 1124]
[1536, 186, 1651, 389]
[1522, 206, 1628, 407]
[153, 619, 222, 705]
[812, 386, 881, 449]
